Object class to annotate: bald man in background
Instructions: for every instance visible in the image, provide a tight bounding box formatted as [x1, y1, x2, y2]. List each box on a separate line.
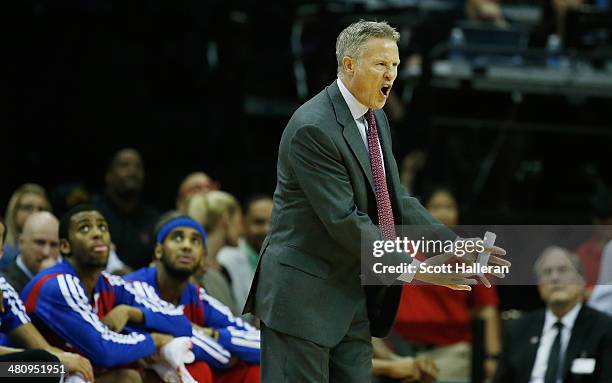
[1, 212, 61, 292]
[176, 171, 218, 212]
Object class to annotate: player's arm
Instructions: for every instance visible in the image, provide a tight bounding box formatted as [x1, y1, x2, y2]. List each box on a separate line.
[110, 276, 192, 337]
[199, 288, 260, 364]
[120, 278, 234, 368]
[25, 275, 156, 368]
[0, 346, 23, 355]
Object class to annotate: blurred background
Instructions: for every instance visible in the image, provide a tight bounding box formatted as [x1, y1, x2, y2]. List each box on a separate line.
[3, 0, 611, 221]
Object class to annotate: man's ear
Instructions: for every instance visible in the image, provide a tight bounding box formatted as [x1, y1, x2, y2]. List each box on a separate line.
[18, 234, 25, 249]
[342, 56, 355, 76]
[154, 244, 163, 260]
[59, 239, 71, 256]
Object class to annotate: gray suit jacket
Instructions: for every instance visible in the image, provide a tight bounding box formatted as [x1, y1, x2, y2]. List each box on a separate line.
[244, 81, 452, 347]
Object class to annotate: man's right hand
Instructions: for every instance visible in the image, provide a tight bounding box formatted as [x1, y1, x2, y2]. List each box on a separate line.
[415, 271, 477, 291]
[56, 352, 94, 383]
[414, 251, 478, 290]
[414, 240, 509, 290]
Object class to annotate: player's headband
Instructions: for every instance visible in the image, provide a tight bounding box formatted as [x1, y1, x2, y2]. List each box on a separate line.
[156, 217, 207, 246]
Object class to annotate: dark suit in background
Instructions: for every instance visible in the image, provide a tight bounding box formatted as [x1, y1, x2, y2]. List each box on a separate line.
[0, 257, 31, 293]
[494, 305, 612, 383]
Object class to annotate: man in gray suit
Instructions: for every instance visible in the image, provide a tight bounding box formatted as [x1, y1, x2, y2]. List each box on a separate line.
[244, 20, 506, 382]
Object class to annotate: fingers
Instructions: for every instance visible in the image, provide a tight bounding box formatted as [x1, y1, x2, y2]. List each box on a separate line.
[442, 284, 472, 291]
[486, 245, 506, 256]
[417, 357, 439, 381]
[446, 272, 479, 283]
[478, 275, 492, 288]
[81, 357, 94, 382]
[65, 354, 94, 383]
[448, 276, 478, 285]
[489, 256, 511, 267]
[426, 252, 455, 265]
[78, 359, 94, 382]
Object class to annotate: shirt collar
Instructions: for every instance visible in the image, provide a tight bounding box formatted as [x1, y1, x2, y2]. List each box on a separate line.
[544, 302, 582, 333]
[16, 254, 35, 279]
[337, 78, 368, 120]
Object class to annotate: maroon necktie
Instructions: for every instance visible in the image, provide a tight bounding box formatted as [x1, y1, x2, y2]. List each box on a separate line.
[365, 109, 396, 240]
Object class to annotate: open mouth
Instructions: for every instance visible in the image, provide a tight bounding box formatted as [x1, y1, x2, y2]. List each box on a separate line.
[380, 85, 391, 97]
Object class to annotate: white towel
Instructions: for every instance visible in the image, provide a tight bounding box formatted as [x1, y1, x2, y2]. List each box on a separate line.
[160, 336, 197, 383]
[64, 373, 87, 383]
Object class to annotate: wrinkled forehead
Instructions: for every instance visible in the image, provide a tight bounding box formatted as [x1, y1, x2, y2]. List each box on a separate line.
[360, 38, 398, 57]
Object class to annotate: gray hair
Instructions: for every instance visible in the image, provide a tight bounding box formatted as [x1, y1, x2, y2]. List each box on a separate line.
[533, 246, 585, 280]
[336, 20, 400, 76]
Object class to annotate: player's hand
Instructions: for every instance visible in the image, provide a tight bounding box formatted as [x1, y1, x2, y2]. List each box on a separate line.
[385, 356, 420, 380]
[102, 304, 136, 332]
[0, 289, 4, 313]
[57, 352, 94, 382]
[413, 356, 438, 383]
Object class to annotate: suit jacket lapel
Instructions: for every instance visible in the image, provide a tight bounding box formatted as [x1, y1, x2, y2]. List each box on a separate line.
[328, 82, 375, 192]
[521, 311, 546, 383]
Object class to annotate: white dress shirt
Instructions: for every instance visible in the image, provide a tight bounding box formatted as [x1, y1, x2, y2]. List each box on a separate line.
[336, 78, 385, 174]
[529, 303, 583, 383]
